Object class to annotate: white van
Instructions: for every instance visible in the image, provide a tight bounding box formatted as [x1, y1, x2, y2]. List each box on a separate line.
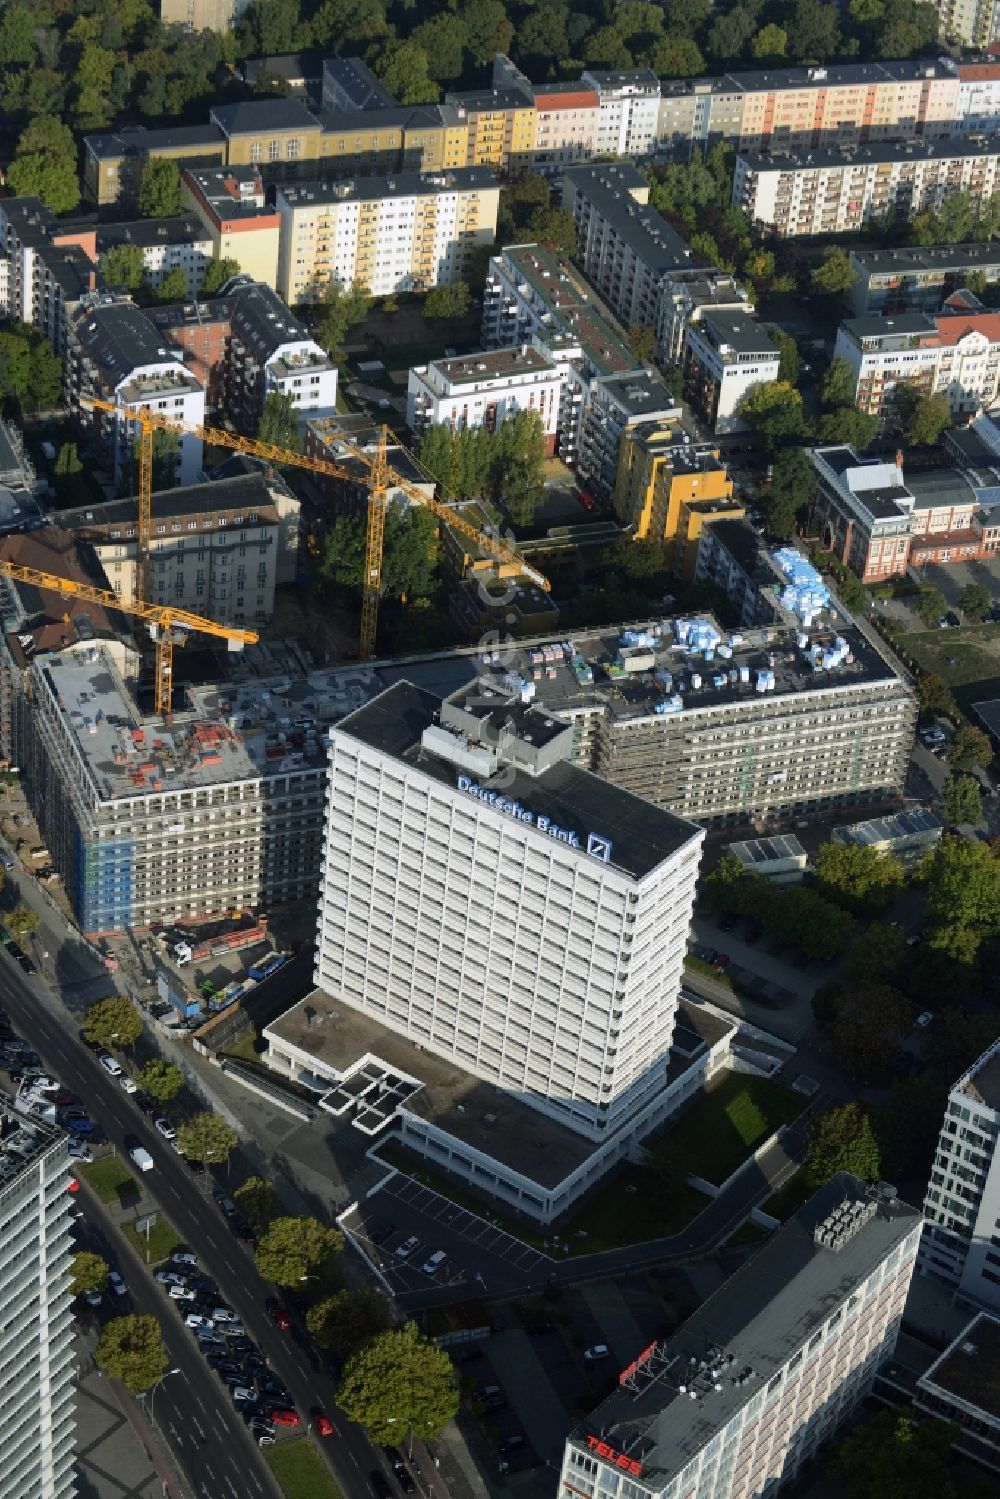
[130, 1146, 154, 1173]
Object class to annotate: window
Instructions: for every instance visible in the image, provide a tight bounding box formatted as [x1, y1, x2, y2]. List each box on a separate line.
[250, 141, 262, 162]
[268, 140, 281, 161]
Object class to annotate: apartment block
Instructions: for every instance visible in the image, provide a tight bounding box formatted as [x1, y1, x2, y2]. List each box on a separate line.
[481, 242, 645, 467]
[836, 302, 1000, 425]
[559, 1176, 920, 1499]
[183, 165, 281, 289]
[530, 82, 600, 174]
[695, 517, 781, 627]
[581, 68, 660, 158]
[243, 52, 324, 104]
[311, 678, 704, 1147]
[0, 1103, 76, 1499]
[70, 299, 206, 487]
[303, 415, 435, 518]
[655, 270, 752, 366]
[613, 419, 736, 561]
[930, 0, 1000, 46]
[0, 199, 102, 358]
[735, 139, 1000, 239]
[407, 346, 562, 453]
[91, 217, 214, 298]
[316, 104, 469, 177]
[847, 244, 1000, 315]
[563, 163, 693, 334]
[683, 312, 781, 434]
[210, 99, 324, 174]
[226, 281, 337, 435]
[445, 85, 536, 175]
[274, 168, 500, 304]
[159, 0, 248, 31]
[321, 56, 397, 113]
[575, 370, 679, 501]
[83, 124, 226, 209]
[147, 297, 234, 409]
[920, 1036, 1000, 1313]
[60, 470, 300, 626]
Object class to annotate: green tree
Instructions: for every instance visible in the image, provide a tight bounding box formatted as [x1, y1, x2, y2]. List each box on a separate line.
[7, 115, 80, 214]
[72, 1251, 109, 1297]
[422, 283, 470, 320]
[7, 904, 38, 943]
[916, 672, 956, 720]
[306, 1287, 393, 1352]
[758, 446, 814, 539]
[258, 391, 301, 453]
[946, 723, 993, 771]
[54, 443, 82, 480]
[916, 584, 947, 628]
[233, 1176, 278, 1232]
[815, 407, 879, 449]
[828, 982, 912, 1079]
[254, 1216, 345, 1287]
[896, 384, 951, 446]
[82, 995, 142, 1051]
[790, 0, 840, 60]
[155, 266, 189, 304]
[199, 257, 241, 296]
[812, 249, 858, 297]
[492, 407, 546, 527]
[805, 1101, 881, 1187]
[100, 243, 146, 292]
[702, 852, 753, 913]
[831, 1407, 958, 1499]
[845, 922, 907, 985]
[752, 22, 788, 57]
[813, 841, 904, 913]
[175, 1112, 237, 1169]
[821, 357, 857, 409]
[943, 773, 983, 826]
[738, 381, 805, 452]
[0, 5, 38, 67]
[319, 506, 439, 603]
[527, 206, 577, 259]
[94, 1315, 169, 1393]
[139, 158, 184, 219]
[138, 1059, 184, 1103]
[338, 1322, 459, 1446]
[781, 887, 855, 960]
[371, 38, 439, 105]
[627, 325, 656, 364]
[316, 280, 371, 361]
[771, 328, 800, 384]
[959, 581, 991, 621]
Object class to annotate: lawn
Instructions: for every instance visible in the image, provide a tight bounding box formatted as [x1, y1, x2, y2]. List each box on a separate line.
[763, 1168, 816, 1222]
[78, 1156, 139, 1207]
[896, 623, 1000, 716]
[121, 1215, 184, 1266]
[264, 1437, 343, 1499]
[650, 1072, 805, 1187]
[554, 1166, 708, 1253]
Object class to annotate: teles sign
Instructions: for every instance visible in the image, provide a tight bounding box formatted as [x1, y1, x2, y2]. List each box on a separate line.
[456, 775, 612, 863]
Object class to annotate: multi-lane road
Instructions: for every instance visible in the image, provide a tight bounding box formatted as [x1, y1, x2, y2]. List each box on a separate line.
[0, 957, 401, 1499]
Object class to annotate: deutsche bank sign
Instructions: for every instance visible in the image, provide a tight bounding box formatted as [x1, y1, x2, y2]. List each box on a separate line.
[456, 774, 613, 863]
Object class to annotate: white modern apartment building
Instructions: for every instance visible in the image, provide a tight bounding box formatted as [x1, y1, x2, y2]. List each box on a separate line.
[407, 345, 563, 452]
[314, 679, 704, 1144]
[846, 245, 1000, 316]
[683, 312, 781, 435]
[734, 140, 1000, 239]
[835, 305, 1000, 424]
[274, 168, 500, 304]
[920, 1036, 1000, 1312]
[226, 280, 337, 435]
[0, 1103, 75, 1499]
[560, 1176, 921, 1499]
[581, 68, 661, 158]
[70, 299, 206, 486]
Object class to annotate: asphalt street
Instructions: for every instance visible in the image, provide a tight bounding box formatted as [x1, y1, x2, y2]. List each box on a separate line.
[0, 954, 399, 1499]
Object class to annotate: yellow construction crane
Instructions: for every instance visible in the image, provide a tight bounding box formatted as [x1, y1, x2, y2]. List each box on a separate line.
[86, 398, 550, 660]
[0, 560, 258, 715]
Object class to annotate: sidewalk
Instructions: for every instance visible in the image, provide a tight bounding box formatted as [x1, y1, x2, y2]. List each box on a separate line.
[75, 1337, 191, 1499]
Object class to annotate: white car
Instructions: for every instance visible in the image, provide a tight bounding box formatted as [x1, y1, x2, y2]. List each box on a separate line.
[119, 1075, 138, 1094]
[155, 1270, 189, 1288]
[421, 1250, 447, 1276]
[395, 1235, 420, 1260]
[98, 1054, 122, 1077]
[210, 1308, 240, 1325]
[153, 1118, 176, 1141]
[583, 1345, 610, 1362]
[171, 1251, 198, 1267]
[915, 1011, 934, 1028]
[168, 1285, 197, 1302]
[184, 1312, 211, 1329]
[108, 1271, 127, 1298]
[231, 1386, 256, 1405]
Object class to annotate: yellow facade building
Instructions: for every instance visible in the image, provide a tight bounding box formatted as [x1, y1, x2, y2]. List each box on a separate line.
[614, 421, 740, 574]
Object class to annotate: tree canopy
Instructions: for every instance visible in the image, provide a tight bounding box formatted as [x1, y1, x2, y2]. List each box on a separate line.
[813, 841, 904, 913]
[945, 723, 993, 772]
[315, 281, 371, 359]
[337, 1321, 459, 1446]
[305, 1287, 393, 1353]
[233, 1176, 278, 1232]
[812, 249, 857, 297]
[806, 1102, 881, 1187]
[318, 505, 440, 604]
[83, 995, 142, 1051]
[959, 581, 991, 622]
[254, 1216, 345, 1287]
[72, 1251, 109, 1297]
[200, 257, 241, 296]
[139, 157, 184, 218]
[94, 1315, 169, 1393]
[831, 1407, 958, 1499]
[738, 381, 805, 453]
[0, 323, 64, 414]
[258, 391, 301, 453]
[757, 447, 814, 540]
[827, 982, 912, 1079]
[943, 773, 983, 827]
[7, 116, 79, 214]
[895, 384, 951, 447]
[138, 1059, 184, 1103]
[176, 1112, 237, 1168]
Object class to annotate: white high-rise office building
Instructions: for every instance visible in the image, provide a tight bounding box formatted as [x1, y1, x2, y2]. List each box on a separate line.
[0, 1102, 75, 1498]
[920, 1036, 1000, 1311]
[559, 1176, 921, 1499]
[315, 679, 704, 1143]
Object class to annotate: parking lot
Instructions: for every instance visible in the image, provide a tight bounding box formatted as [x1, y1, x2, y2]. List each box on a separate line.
[348, 1174, 552, 1299]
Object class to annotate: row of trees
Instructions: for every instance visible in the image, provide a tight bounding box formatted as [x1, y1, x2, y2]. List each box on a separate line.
[417, 409, 547, 527]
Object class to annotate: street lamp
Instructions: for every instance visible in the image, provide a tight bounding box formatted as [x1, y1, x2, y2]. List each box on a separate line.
[147, 1367, 181, 1428]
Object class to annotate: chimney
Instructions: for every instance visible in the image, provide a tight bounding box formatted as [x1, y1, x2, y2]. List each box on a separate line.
[88, 270, 97, 291]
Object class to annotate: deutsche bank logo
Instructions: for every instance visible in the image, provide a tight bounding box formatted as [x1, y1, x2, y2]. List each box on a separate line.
[587, 833, 613, 863]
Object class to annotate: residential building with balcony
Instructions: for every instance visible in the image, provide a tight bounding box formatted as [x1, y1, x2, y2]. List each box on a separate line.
[576, 370, 680, 501]
[847, 245, 1000, 316]
[183, 165, 281, 290]
[613, 420, 736, 564]
[407, 345, 562, 453]
[226, 281, 337, 435]
[581, 68, 660, 158]
[444, 86, 536, 175]
[89, 216, 214, 299]
[682, 312, 780, 434]
[835, 303, 1000, 426]
[274, 168, 499, 304]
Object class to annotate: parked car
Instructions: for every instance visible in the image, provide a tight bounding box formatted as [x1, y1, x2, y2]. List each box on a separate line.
[168, 1285, 197, 1302]
[118, 1075, 138, 1095]
[153, 1117, 176, 1141]
[171, 1251, 198, 1267]
[584, 1344, 610, 1361]
[420, 1250, 446, 1276]
[154, 1271, 189, 1288]
[915, 1010, 934, 1028]
[108, 1270, 128, 1298]
[268, 1408, 300, 1428]
[98, 1054, 122, 1077]
[395, 1234, 419, 1259]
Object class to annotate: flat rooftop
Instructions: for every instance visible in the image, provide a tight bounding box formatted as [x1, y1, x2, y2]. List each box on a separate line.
[335, 680, 702, 882]
[852, 244, 1000, 275]
[0, 1096, 66, 1184]
[832, 809, 943, 846]
[567, 1176, 919, 1486]
[728, 834, 806, 865]
[959, 1042, 1000, 1113]
[921, 1313, 1000, 1419]
[277, 168, 497, 208]
[498, 243, 637, 377]
[972, 698, 1000, 740]
[739, 138, 1000, 170]
[265, 992, 725, 1191]
[422, 346, 554, 386]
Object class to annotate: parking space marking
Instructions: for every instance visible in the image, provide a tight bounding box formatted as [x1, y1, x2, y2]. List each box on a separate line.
[369, 1176, 553, 1285]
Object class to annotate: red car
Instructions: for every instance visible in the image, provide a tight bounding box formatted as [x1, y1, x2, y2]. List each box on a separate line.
[266, 1299, 291, 1331]
[269, 1408, 300, 1428]
[312, 1410, 334, 1437]
[67, 1179, 81, 1194]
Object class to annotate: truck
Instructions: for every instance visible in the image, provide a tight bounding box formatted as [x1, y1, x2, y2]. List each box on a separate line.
[130, 1146, 154, 1173]
[248, 952, 287, 983]
[172, 920, 269, 965]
